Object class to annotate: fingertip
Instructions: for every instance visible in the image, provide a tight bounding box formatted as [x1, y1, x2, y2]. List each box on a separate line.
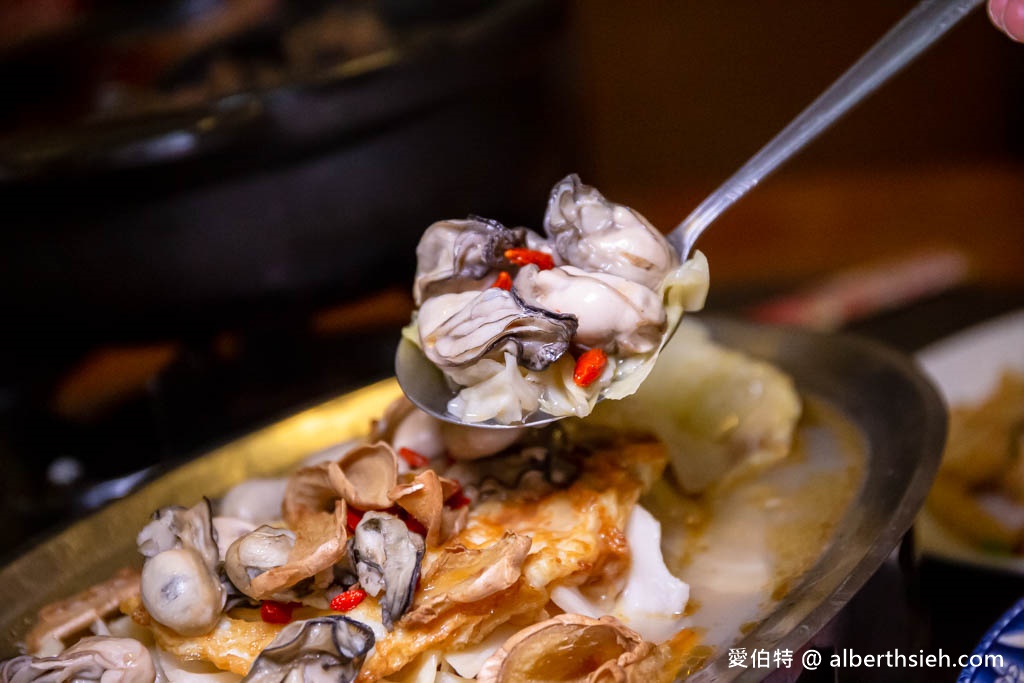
[1003, 0, 1024, 41]
[990, 0, 1009, 30]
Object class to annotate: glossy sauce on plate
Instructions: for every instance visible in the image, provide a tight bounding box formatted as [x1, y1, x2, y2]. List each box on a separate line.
[645, 397, 866, 653]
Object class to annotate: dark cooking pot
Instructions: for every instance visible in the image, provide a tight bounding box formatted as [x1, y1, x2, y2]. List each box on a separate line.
[0, 0, 573, 340]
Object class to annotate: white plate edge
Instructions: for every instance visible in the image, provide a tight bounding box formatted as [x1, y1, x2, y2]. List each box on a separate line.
[913, 309, 1024, 572]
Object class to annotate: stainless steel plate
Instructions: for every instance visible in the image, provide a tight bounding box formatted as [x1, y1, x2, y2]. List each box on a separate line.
[0, 318, 946, 681]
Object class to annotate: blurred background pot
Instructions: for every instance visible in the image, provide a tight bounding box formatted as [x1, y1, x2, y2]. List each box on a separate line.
[0, 0, 575, 338]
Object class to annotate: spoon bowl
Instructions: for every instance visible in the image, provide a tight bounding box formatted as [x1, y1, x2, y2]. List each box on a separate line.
[395, 337, 563, 427]
[396, 0, 984, 428]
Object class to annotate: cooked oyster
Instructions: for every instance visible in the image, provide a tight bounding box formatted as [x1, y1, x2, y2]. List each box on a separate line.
[413, 217, 531, 305]
[351, 512, 425, 630]
[137, 499, 219, 571]
[544, 174, 678, 291]
[243, 617, 374, 683]
[248, 502, 348, 599]
[514, 264, 666, 354]
[418, 288, 577, 372]
[140, 548, 226, 637]
[223, 526, 297, 601]
[405, 175, 709, 425]
[138, 499, 226, 636]
[1, 637, 155, 683]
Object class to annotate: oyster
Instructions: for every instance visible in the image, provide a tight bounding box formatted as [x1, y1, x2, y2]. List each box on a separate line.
[418, 288, 577, 372]
[243, 617, 374, 683]
[137, 499, 226, 636]
[405, 174, 709, 425]
[223, 526, 297, 601]
[137, 499, 219, 571]
[544, 174, 678, 291]
[140, 548, 225, 637]
[351, 512, 425, 630]
[413, 217, 532, 305]
[248, 502, 348, 599]
[514, 264, 666, 354]
[1, 637, 155, 683]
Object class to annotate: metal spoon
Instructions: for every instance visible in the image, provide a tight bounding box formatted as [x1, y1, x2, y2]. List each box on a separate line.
[396, 0, 984, 429]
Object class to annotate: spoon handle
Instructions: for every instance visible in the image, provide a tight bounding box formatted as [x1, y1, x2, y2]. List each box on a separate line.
[668, 0, 984, 259]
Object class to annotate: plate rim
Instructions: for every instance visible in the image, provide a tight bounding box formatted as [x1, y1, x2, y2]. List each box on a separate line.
[914, 308, 1024, 574]
[957, 596, 1024, 682]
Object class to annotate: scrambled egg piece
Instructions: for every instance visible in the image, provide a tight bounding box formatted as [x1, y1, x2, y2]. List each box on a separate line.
[360, 440, 667, 682]
[121, 595, 281, 675]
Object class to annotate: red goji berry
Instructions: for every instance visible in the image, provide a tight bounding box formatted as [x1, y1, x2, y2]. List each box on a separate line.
[573, 348, 608, 387]
[491, 271, 513, 290]
[330, 588, 367, 612]
[398, 447, 429, 468]
[504, 248, 554, 270]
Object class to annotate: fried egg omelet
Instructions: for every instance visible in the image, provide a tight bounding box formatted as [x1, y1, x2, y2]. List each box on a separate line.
[119, 438, 693, 682]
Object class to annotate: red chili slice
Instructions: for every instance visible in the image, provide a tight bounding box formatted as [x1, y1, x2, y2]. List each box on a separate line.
[346, 507, 365, 532]
[330, 588, 367, 613]
[398, 447, 429, 468]
[491, 271, 513, 290]
[504, 248, 554, 270]
[260, 600, 300, 624]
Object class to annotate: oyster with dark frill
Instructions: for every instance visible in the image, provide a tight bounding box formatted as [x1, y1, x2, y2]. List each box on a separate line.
[417, 287, 578, 372]
[242, 618, 374, 683]
[405, 174, 709, 424]
[413, 217, 534, 305]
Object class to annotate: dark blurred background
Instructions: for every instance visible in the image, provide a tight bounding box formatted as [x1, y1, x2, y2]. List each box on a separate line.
[0, 0, 1021, 555]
